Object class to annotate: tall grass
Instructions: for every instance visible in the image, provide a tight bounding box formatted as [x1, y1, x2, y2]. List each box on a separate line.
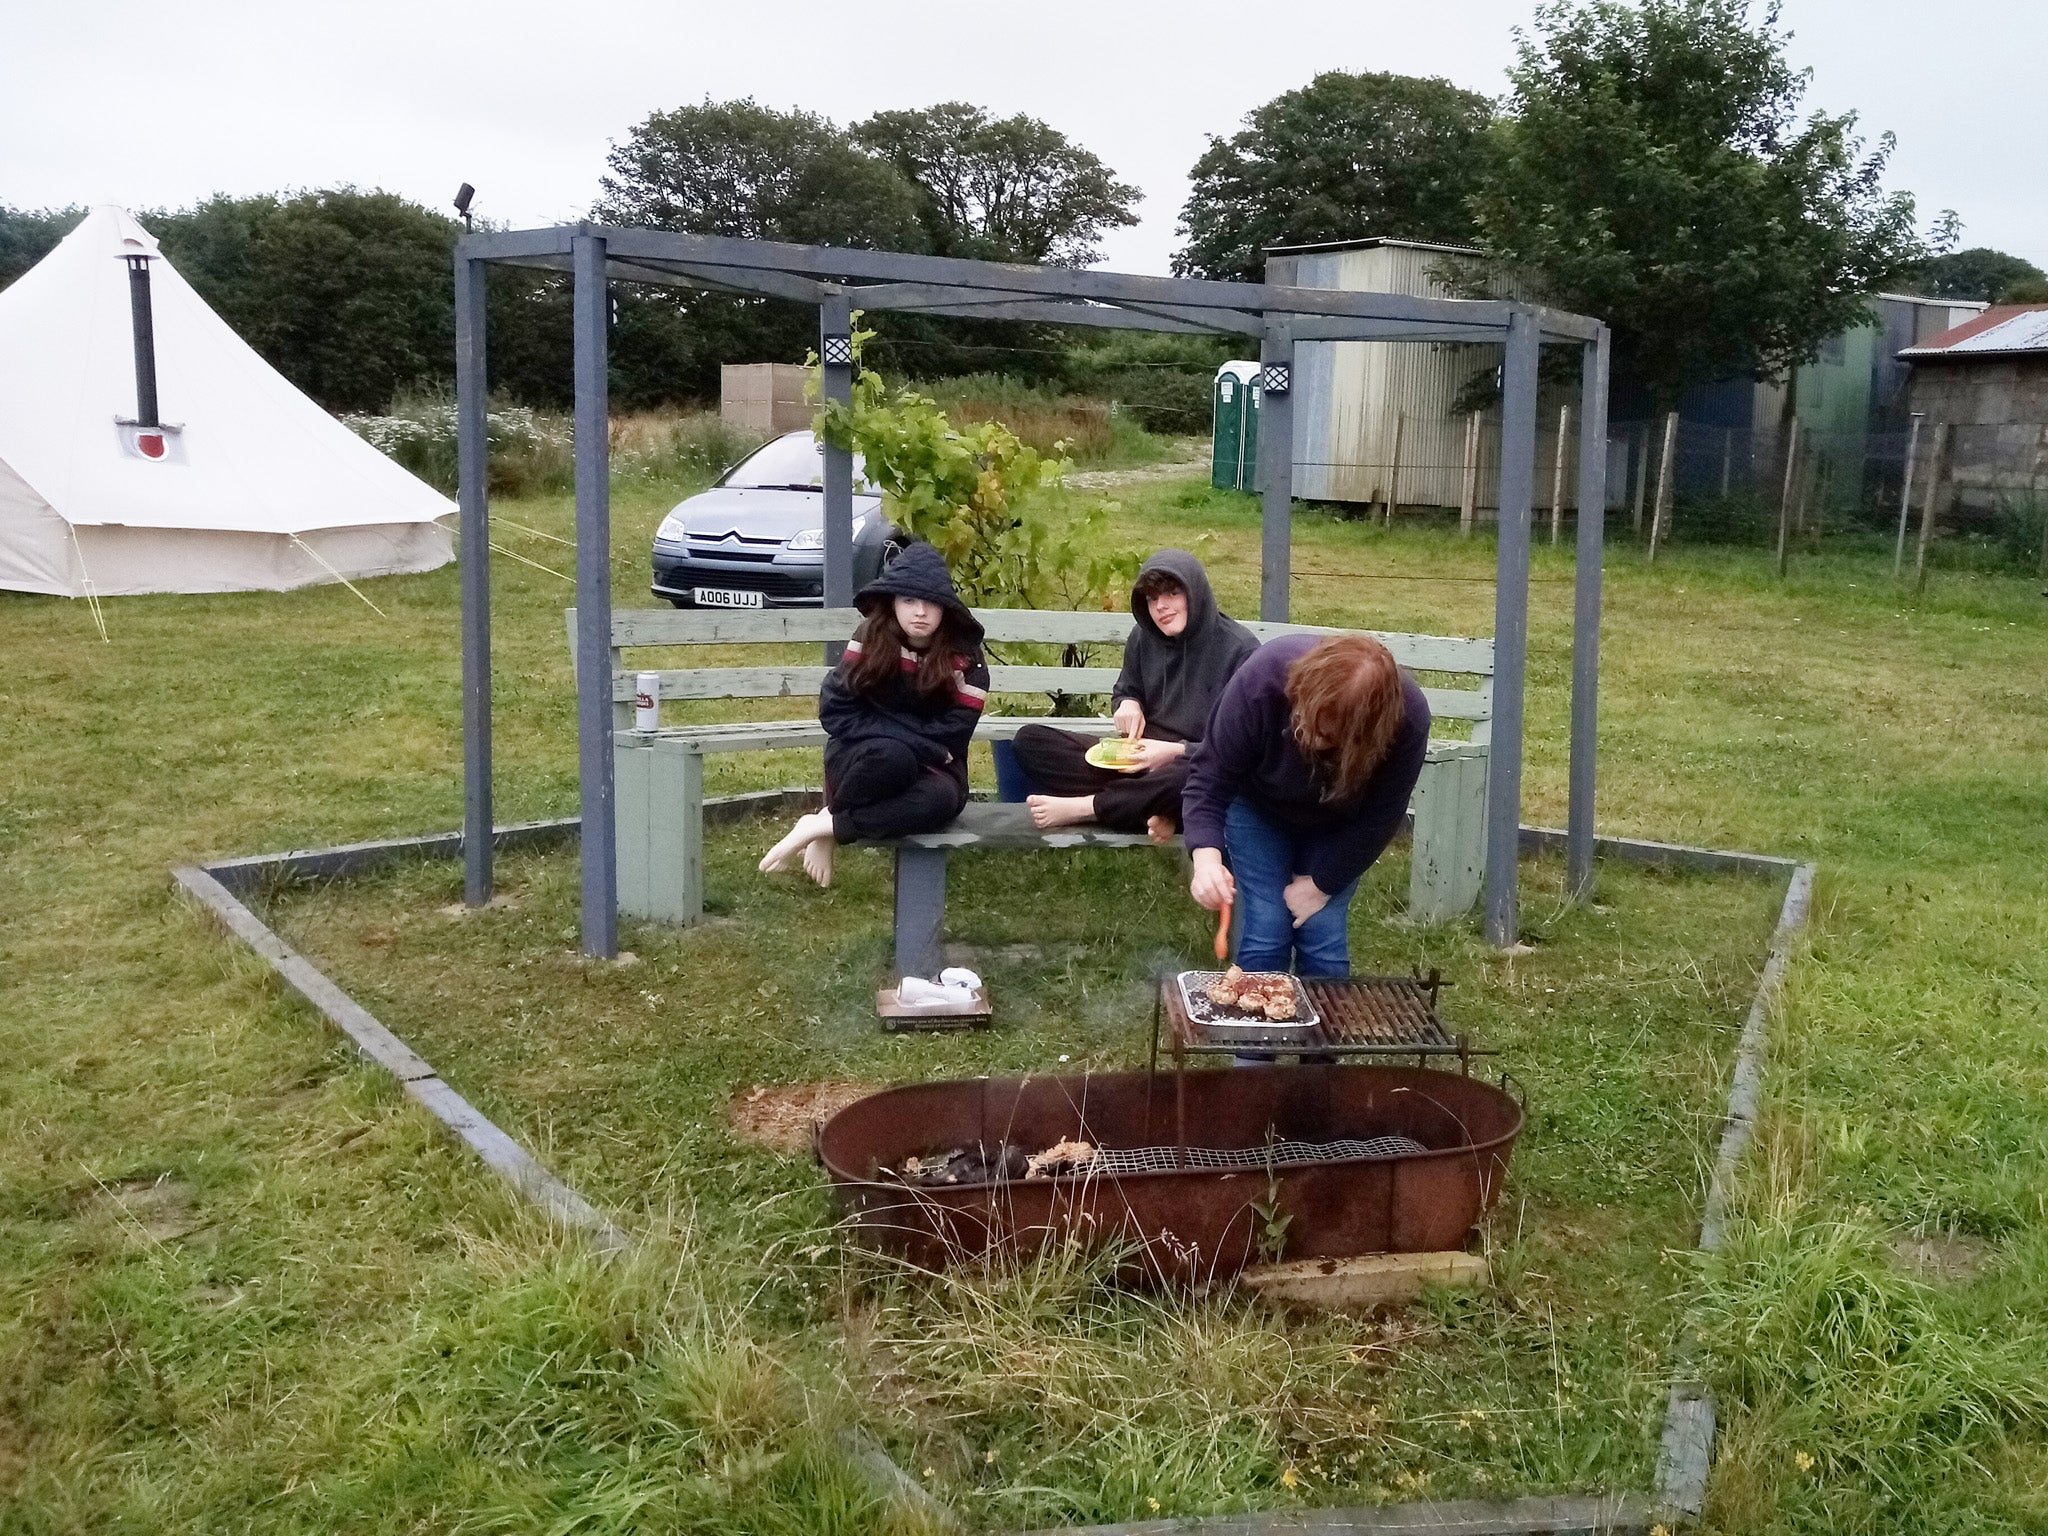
[850, 1239, 1380, 1527]
[343, 390, 761, 498]
[915, 374, 1171, 466]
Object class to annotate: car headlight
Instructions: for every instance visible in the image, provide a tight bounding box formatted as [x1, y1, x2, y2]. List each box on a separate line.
[786, 528, 824, 550]
[656, 512, 686, 542]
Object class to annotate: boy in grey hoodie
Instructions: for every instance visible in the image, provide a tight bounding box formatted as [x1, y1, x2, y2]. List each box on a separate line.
[1014, 549, 1257, 838]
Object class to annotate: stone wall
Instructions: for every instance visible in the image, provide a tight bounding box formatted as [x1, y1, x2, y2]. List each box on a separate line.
[1907, 360, 2048, 512]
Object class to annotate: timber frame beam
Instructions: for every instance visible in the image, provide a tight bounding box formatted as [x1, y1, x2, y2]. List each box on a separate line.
[452, 223, 1609, 956]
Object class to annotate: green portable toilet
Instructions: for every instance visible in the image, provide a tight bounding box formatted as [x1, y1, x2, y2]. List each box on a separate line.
[1211, 361, 1261, 490]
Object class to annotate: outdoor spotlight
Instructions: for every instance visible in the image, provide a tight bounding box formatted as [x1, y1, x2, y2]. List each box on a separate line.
[453, 182, 475, 229]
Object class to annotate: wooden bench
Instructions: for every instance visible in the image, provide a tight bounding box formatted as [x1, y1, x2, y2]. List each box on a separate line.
[571, 607, 1493, 975]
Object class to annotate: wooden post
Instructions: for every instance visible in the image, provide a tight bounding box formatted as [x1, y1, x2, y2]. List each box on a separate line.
[1459, 412, 1480, 537]
[1775, 421, 1800, 578]
[1382, 411, 1405, 526]
[1647, 409, 1678, 564]
[1892, 414, 1923, 577]
[2031, 422, 2048, 579]
[1721, 428, 1735, 496]
[1549, 403, 1572, 544]
[1913, 421, 1947, 595]
[1818, 448, 1835, 548]
[1632, 424, 1650, 536]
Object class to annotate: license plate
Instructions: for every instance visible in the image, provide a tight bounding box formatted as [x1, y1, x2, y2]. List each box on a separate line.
[693, 587, 763, 609]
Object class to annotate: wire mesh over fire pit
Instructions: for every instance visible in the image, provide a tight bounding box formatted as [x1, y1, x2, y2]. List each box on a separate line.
[816, 1065, 1523, 1283]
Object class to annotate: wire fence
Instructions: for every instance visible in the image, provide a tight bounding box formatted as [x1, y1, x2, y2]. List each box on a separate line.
[1606, 415, 2048, 573]
[1270, 410, 2048, 575]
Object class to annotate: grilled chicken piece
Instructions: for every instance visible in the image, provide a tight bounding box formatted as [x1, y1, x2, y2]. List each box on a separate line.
[1025, 1138, 1096, 1179]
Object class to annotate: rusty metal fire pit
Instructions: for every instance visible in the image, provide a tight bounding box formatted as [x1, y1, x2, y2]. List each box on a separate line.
[815, 1065, 1522, 1283]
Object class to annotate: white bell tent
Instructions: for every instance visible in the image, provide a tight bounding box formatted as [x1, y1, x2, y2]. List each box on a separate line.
[0, 205, 453, 598]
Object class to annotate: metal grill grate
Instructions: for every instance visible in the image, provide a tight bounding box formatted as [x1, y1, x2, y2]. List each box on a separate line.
[1311, 977, 1449, 1048]
[1165, 975, 1458, 1055]
[1086, 1136, 1428, 1176]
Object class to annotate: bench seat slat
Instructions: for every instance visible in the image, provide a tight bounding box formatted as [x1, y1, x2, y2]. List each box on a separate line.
[1240, 622, 1494, 674]
[623, 666, 833, 700]
[887, 802, 1164, 850]
[636, 719, 1479, 765]
[615, 667, 1488, 723]
[638, 716, 1124, 752]
[591, 605, 1495, 678]
[611, 608, 859, 645]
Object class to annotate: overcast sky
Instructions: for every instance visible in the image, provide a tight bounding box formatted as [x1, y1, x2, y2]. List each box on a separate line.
[8, 0, 2043, 276]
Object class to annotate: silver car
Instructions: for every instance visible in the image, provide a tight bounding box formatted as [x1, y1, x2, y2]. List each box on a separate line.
[650, 431, 904, 609]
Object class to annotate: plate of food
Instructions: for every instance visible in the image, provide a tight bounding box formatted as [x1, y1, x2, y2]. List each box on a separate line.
[1176, 968, 1319, 1031]
[1084, 737, 1150, 772]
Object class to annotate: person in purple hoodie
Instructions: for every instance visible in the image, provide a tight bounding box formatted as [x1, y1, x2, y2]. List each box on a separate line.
[1180, 633, 1429, 976]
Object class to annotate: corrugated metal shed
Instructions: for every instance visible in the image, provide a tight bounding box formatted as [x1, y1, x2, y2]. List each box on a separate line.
[1899, 303, 2048, 358]
[1276, 238, 1564, 512]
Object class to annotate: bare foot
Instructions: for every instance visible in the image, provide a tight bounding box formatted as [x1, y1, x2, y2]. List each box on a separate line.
[1027, 794, 1097, 830]
[1147, 815, 1177, 845]
[759, 810, 834, 873]
[801, 837, 835, 887]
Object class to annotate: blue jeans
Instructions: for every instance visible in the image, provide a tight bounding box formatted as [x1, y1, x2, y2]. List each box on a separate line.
[1224, 797, 1358, 976]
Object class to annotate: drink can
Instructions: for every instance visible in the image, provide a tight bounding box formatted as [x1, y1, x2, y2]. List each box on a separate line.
[634, 671, 660, 732]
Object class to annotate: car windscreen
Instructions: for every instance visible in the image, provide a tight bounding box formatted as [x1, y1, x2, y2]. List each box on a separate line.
[720, 433, 873, 492]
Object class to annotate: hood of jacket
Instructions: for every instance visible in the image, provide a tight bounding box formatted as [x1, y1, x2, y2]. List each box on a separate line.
[1131, 548, 1223, 640]
[1117, 549, 1259, 743]
[853, 539, 985, 651]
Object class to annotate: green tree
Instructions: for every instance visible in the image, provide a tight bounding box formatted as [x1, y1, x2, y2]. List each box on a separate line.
[595, 100, 934, 401]
[851, 103, 1140, 266]
[1173, 71, 1494, 282]
[0, 203, 84, 288]
[596, 98, 925, 249]
[146, 190, 458, 414]
[1912, 246, 2047, 304]
[1474, 0, 1939, 404]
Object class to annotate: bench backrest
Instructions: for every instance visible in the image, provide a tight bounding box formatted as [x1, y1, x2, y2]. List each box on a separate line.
[571, 606, 1494, 741]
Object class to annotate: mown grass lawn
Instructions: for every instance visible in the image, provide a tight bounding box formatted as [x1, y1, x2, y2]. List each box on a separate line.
[2, 466, 2044, 1534]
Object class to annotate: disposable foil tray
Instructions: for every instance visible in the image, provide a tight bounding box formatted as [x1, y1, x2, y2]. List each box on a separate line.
[1175, 970, 1319, 1033]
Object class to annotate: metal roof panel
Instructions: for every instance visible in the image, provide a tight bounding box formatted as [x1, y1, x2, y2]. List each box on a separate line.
[1899, 303, 2048, 358]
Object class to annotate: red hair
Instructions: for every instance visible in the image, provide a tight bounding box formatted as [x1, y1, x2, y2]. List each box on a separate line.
[1285, 635, 1406, 802]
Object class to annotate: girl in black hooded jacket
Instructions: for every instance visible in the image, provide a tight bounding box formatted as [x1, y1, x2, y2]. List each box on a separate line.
[759, 541, 989, 886]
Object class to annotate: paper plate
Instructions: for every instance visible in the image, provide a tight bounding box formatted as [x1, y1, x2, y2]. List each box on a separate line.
[1084, 739, 1148, 772]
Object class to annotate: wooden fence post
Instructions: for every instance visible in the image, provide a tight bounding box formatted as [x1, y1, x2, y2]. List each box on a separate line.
[1382, 411, 1405, 526]
[1808, 452, 1832, 549]
[1632, 424, 1650, 536]
[1647, 410, 1679, 564]
[1721, 428, 1735, 496]
[1460, 411, 1480, 538]
[1549, 403, 1572, 545]
[1892, 414, 1923, 577]
[2032, 422, 2048, 579]
[1776, 421, 1800, 578]
[1913, 421, 1948, 595]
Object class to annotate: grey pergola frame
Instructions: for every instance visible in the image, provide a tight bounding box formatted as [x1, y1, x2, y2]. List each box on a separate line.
[453, 224, 1611, 957]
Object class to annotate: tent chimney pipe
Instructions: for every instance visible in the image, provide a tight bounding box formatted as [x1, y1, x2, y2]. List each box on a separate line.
[125, 254, 160, 429]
